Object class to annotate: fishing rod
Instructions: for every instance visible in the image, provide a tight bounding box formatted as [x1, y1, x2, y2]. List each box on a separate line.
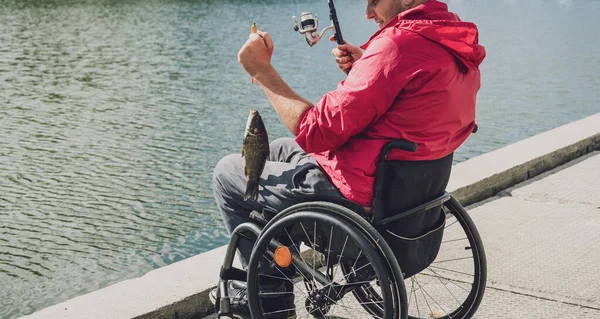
[292, 0, 351, 73]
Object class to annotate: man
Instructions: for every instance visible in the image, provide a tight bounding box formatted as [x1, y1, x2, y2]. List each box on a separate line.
[211, 0, 486, 317]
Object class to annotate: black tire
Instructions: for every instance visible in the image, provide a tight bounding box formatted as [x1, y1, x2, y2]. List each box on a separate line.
[246, 202, 408, 319]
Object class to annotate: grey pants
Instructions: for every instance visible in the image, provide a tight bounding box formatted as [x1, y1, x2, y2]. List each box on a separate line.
[212, 137, 343, 267]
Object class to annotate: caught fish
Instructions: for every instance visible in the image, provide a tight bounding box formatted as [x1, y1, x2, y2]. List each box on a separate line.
[242, 108, 270, 201]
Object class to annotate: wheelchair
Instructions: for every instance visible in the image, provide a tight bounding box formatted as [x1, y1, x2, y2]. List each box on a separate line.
[215, 139, 487, 319]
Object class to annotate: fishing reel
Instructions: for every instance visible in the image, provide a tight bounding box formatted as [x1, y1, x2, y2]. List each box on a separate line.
[292, 12, 333, 47]
[292, 0, 345, 47]
[292, 0, 351, 74]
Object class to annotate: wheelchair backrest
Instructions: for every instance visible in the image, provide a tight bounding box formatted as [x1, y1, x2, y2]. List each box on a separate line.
[370, 140, 453, 278]
[371, 140, 453, 229]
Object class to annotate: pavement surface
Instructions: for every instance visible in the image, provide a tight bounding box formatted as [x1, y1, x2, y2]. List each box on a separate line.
[206, 152, 600, 318]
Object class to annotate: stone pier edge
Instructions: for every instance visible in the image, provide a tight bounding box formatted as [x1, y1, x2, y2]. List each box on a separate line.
[20, 113, 600, 319]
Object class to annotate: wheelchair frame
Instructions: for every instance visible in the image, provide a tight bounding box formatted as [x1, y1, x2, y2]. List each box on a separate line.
[215, 139, 487, 319]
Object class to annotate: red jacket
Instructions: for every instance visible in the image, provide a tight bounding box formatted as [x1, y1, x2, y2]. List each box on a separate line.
[295, 0, 486, 206]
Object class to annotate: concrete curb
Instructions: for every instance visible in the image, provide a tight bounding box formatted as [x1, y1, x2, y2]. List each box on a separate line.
[131, 292, 211, 319]
[20, 113, 600, 319]
[448, 115, 600, 205]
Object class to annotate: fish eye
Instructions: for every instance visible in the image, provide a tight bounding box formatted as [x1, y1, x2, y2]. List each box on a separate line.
[254, 128, 258, 134]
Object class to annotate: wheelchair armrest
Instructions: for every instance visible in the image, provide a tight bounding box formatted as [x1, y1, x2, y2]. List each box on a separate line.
[389, 139, 418, 152]
[379, 125, 477, 163]
[379, 125, 476, 163]
[378, 139, 417, 163]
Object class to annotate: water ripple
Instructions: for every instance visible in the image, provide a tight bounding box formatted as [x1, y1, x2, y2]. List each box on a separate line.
[1, 0, 599, 318]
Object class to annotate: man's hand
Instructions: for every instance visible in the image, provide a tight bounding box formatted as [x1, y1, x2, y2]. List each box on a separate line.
[238, 30, 274, 78]
[330, 35, 362, 73]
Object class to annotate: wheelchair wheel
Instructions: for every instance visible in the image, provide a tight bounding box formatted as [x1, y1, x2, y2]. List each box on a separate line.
[341, 197, 486, 319]
[246, 202, 408, 319]
[404, 197, 486, 319]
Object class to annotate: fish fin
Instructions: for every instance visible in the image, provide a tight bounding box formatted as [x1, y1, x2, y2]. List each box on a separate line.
[242, 148, 245, 157]
[244, 180, 259, 201]
[244, 165, 248, 177]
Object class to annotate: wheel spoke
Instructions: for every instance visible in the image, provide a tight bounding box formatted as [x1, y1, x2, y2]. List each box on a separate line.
[328, 236, 349, 318]
[258, 291, 295, 296]
[428, 265, 475, 277]
[331, 235, 349, 293]
[432, 256, 473, 264]
[444, 218, 459, 229]
[313, 222, 317, 287]
[284, 228, 315, 283]
[298, 222, 318, 287]
[413, 276, 437, 316]
[411, 278, 421, 317]
[263, 307, 296, 316]
[260, 254, 310, 300]
[326, 226, 333, 280]
[258, 273, 290, 281]
[428, 266, 466, 305]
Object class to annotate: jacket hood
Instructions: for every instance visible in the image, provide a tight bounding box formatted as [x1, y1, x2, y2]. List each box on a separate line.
[364, 0, 486, 70]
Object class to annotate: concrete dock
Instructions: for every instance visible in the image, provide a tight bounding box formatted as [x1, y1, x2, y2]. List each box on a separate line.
[202, 152, 600, 318]
[464, 152, 600, 318]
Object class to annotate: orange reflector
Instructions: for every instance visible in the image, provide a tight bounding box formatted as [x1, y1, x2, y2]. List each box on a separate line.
[273, 246, 292, 268]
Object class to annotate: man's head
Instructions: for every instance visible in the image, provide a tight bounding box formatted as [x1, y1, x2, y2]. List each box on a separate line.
[366, 0, 428, 28]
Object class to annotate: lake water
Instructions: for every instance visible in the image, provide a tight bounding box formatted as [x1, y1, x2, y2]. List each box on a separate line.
[1, 0, 598, 317]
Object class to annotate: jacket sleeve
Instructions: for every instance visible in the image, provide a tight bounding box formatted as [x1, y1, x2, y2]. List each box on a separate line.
[295, 35, 418, 153]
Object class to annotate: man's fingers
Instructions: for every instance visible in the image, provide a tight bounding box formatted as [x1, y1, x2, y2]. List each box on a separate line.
[259, 31, 274, 51]
[335, 56, 351, 64]
[248, 33, 262, 41]
[247, 32, 272, 51]
[248, 30, 274, 51]
[331, 47, 348, 57]
[339, 62, 352, 71]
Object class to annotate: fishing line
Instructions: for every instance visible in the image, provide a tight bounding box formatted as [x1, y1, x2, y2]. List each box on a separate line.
[290, 0, 298, 17]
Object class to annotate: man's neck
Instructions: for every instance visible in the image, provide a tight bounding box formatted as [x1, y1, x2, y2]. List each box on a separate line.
[402, 0, 428, 12]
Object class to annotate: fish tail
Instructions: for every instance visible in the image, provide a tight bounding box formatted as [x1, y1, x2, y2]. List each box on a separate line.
[244, 179, 259, 201]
